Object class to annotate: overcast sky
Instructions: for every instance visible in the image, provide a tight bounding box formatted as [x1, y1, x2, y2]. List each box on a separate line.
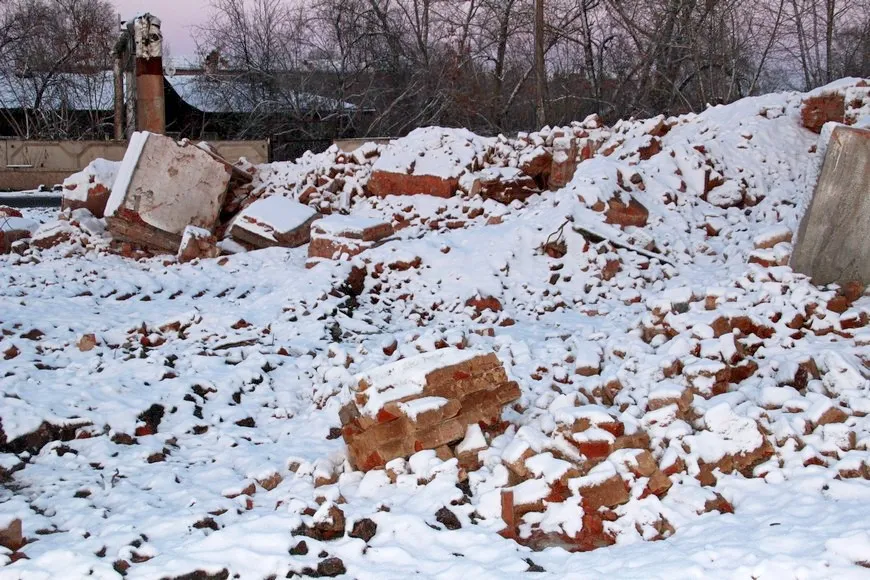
[111, 0, 210, 58]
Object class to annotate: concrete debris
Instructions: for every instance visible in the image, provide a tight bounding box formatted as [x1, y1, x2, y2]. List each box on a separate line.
[229, 195, 320, 249]
[339, 349, 521, 471]
[792, 125, 870, 285]
[105, 132, 248, 252]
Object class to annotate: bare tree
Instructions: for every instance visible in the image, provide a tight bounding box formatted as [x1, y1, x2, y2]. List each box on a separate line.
[0, 0, 116, 139]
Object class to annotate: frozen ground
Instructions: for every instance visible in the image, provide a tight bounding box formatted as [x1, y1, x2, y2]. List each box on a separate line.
[1, 81, 870, 579]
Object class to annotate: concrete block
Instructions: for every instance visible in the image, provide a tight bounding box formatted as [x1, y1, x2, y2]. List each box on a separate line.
[792, 126, 870, 285]
[105, 132, 234, 251]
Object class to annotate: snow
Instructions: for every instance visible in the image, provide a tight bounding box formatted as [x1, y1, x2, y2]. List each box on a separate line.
[397, 396, 449, 420]
[373, 127, 492, 179]
[232, 195, 317, 242]
[0, 216, 38, 233]
[312, 215, 387, 237]
[1, 78, 870, 578]
[354, 349, 479, 416]
[105, 131, 150, 217]
[61, 159, 121, 203]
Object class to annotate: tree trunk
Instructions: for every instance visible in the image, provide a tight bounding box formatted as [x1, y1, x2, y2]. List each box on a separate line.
[534, 0, 547, 127]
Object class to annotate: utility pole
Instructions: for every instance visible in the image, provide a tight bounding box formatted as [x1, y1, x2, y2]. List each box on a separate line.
[534, 0, 548, 128]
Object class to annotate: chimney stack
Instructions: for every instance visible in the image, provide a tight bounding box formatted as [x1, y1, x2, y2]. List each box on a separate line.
[132, 14, 165, 134]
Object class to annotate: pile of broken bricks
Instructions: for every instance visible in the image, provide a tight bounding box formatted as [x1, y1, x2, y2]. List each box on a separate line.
[337, 347, 773, 550]
[52, 131, 397, 263]
[16, 119, 656, 261]
[339, 349, 521, 472]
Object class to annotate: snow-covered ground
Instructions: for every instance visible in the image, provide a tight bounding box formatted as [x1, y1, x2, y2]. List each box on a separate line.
[1, 81, 870, 579]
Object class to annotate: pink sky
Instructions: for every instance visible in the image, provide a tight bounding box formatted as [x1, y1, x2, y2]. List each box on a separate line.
[111, 0, 210, 58]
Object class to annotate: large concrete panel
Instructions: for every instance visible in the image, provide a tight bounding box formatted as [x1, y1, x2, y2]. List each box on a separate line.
[792, 126, 870, 285]
[106, 132, 231, 238]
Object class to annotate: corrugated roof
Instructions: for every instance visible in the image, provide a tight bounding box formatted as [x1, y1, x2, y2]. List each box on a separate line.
[0, 70, 358, 114]
[0, 71, 116, 111]
[165, 74, 357, 114]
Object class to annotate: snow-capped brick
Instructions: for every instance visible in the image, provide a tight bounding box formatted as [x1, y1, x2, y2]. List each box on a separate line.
[340, 350, 520, 471]
[455, 424, 488, 470]
[367, 127, 491, 198]
[177, 225, 220, 263]
[549, 136, 578, 189]
[647, 380, 694, 416]
[753, 225, 793, 250]
[294, 504, 346, 541]
[807, 400, 850, 429]
[0, 206, 22, 218]
[553, 404, 620, 433]
[834, 452, 870, 480]
[706, 180, 744, 208]
[748, 244, 792, 268]
[61, 158, 120, 218]
[467, 167, 540, 205]
[683, 359, 731, 398]
[525, 452, 579, 485]
[307, 215, 393, 263]
[609, 449, 673, 497]
[571, 427, 617, 461]
[518, 146, 552, 183]
[229, 195, 320, 249]
[684, 403, 773, 485]
[105, 132, 239, 252]
[0, 216, 37, 254]
[30, 220, 77, 250]
[570, 462, 630, 509]
[312, 215, 394, 242]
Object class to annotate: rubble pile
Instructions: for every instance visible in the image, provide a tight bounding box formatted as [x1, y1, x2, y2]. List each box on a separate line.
[339, 350, 521, 471]
[2, 78, 870, 577]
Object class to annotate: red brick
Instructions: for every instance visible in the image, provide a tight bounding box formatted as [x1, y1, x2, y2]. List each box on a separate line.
[367, 170, 459, 198]
[801, 92, 846, 133]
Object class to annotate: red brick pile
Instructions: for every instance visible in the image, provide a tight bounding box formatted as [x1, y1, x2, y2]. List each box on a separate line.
[339, 350, 521, 471]
[307, 216, 394, 266]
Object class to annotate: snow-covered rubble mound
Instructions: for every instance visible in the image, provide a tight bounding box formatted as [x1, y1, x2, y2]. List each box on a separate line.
[2, 79, 870, 578]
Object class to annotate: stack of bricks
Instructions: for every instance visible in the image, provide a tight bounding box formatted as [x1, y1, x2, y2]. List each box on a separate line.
[307, 215, 394, 267]
[339, 349, 521, 471]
